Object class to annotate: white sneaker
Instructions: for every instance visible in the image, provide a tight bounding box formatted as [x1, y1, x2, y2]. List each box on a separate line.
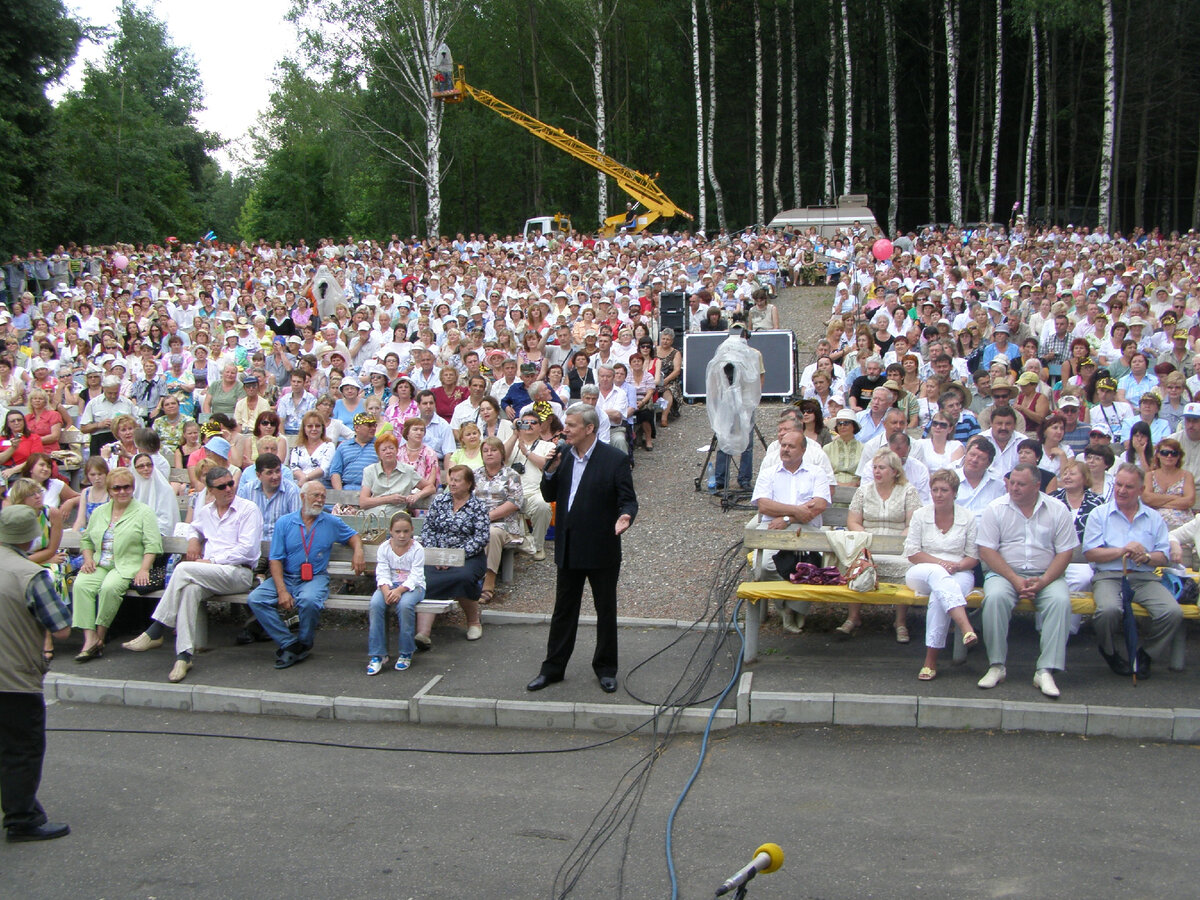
[1033, 669, 1060, 698]
[977, 665, 1007, 689]
[779, 607, 804, 634]
[466, 624, 483, 641]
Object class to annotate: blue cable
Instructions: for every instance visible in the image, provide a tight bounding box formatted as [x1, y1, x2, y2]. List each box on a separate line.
[665, 598, 745, 899]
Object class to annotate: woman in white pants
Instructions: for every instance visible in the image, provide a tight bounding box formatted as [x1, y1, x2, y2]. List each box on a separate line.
[904, 469, 979, 680]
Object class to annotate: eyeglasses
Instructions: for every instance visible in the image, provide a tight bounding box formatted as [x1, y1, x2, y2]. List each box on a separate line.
[110, 483, 134, 491]
[1159, 449, 1180, 457]
[931, 421, 950, 429]
[211, 481, 235, 491]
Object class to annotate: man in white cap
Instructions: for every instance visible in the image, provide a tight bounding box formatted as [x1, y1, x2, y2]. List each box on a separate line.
[1173, 402, 1200, 482]
[1057, 395, 1092, 453]
[350, 320, 380, 370]
[0, 505, 72, 842]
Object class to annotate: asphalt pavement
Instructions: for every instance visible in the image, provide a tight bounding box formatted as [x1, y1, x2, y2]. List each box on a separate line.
[7, 702, 1198, 899]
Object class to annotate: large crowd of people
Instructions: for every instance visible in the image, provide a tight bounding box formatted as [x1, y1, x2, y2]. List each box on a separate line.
[754, 218, 1200, 697]
[0, 221, 1198, 697]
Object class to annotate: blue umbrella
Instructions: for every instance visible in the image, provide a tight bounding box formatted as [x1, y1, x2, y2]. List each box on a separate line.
[1121, 558, 1139, 687]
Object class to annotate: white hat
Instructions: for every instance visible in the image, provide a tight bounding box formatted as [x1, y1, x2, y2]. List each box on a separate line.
[1184, 402, 1200, 419]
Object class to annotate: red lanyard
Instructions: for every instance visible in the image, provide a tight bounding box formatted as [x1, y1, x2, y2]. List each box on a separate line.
[299, 522, 316, 561]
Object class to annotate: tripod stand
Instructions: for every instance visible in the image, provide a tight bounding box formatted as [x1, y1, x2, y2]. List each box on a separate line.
[694, 422, 770, 511]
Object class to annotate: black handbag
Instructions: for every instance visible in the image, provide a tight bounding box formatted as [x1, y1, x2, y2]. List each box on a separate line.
[133, 554, 170, 594]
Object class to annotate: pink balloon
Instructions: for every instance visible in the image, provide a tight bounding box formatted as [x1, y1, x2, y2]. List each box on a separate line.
[113, 253, 129, 270]
[871, 239, 893, 262]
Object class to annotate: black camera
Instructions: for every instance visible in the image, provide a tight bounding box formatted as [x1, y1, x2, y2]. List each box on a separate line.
[511, 461, 526, 475]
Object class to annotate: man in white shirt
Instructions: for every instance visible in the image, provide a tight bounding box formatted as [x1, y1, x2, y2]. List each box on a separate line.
[579, 384, 611, 443]
[489, 358, 519, 403]
[953, 437, 1007, 518]
[595, 365, 631, 453]
[751, 429, 833, 633]
[979, 405, 1025, 478]
[861, 431, 932, 504]
[855, 408, 908, 478]
[975, 463, 1078, 697]
[122, 467, 265, 684]
[450, 375, 489, 439]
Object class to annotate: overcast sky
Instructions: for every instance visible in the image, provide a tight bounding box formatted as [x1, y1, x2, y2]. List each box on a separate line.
[58, 0, 298, 170]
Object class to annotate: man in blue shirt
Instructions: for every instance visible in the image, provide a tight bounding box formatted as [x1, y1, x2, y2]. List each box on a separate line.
[328, 413, 379, 491]
[237, 453, 300, 539]
[248, 481, 364, 669]
[1083, 463, 1183, 679]
[501, 363, 539, 419]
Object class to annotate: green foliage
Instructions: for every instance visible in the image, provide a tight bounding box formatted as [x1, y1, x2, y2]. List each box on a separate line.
[43, 1, 217, 246]
[0, 0, 82, 253]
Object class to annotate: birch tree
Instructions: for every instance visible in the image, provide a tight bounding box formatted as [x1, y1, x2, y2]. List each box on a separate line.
[703, 0, 727, 231]
[883, 0, 899, 235]
[823, 4, 837, 204]
[789, 0, 800, 208]
[753, 0, 765, 224]
[555, 0, 620, 226]
[690, 0, 706, 232]
[771, 2, 782, 219]
[944, 0, 963, 223]
[298, 0, 461, 238]
[839, 0, 853, 194]
[928, 0, 937, 223]
[1098, 0, 1116, 231]
[1023, 16, 1041, 219]
[986, 0, 1003, 221]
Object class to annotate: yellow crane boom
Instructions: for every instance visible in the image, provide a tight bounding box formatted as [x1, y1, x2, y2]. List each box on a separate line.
[436, 64, 692, 236]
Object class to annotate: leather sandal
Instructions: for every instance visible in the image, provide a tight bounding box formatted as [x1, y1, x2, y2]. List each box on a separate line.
[918, 666, 937, 681]
[962, 631, 979, 647]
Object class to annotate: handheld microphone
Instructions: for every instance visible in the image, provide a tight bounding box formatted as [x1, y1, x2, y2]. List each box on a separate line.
[714, 843, 784, 897]
[549, 438, 569, 471]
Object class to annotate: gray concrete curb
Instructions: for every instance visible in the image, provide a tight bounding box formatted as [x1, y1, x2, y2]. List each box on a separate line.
[44, 671, 1200, 741]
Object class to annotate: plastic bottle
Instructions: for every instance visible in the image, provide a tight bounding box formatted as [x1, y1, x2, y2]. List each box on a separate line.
[706, 461, 716, 490]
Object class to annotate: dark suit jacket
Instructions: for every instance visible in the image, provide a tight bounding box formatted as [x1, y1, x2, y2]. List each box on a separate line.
[541, 437, 638, 570]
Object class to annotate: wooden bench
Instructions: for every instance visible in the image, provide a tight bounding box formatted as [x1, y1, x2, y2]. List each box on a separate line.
[738, 522, 1196, 668]
[163, 479, 524, 585]
[58, 531, 466, 651]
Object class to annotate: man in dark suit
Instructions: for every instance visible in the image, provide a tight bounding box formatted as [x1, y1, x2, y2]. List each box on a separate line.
[527, 403, 638, 693]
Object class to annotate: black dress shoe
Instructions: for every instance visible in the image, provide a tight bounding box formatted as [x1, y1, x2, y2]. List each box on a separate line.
[598, 676, 618, 693]
[7, 822, 70, 843]
[1136, 649, 1152, 680]
[526, 673, 562, 692]
[1099, 646, 1133, 676]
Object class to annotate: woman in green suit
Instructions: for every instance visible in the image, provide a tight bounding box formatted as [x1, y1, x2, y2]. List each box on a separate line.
[72, 467, 163, 662]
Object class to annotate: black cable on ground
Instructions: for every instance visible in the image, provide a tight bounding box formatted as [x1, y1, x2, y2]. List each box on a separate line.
[45, 723, 651, 756]
[551, 540, 748, 899]
[47, 540, 751, 900]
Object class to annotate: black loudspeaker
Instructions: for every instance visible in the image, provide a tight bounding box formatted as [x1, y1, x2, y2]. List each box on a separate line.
[660, 291, 687, 335]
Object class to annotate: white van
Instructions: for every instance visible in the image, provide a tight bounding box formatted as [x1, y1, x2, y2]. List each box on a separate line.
[767, 195, 880, 239]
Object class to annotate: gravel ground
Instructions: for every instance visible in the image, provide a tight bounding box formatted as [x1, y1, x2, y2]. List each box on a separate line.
[491, 284, 832, 622]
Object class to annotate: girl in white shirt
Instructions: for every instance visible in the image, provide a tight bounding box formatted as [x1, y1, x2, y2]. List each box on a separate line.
[366, 512, 427, 674]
